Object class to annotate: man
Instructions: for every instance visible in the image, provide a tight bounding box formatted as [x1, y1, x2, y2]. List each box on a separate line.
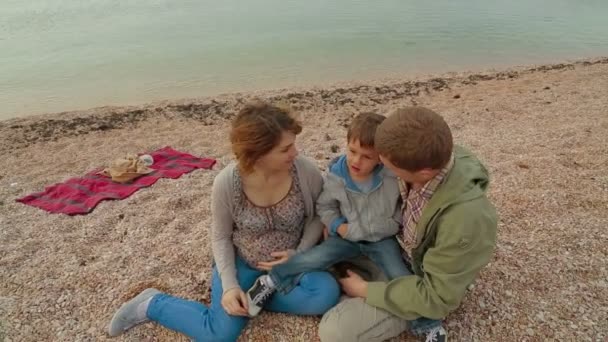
[318, 107, 498, 342]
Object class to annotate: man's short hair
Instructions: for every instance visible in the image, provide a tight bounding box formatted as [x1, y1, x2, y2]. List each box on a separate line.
[375, 107, 453, 171]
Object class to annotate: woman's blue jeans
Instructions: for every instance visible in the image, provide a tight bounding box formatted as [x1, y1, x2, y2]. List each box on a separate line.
[146, 257, 340, 342]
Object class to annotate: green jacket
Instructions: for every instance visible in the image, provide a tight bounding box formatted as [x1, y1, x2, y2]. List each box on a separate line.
[366, 146, 497, 320]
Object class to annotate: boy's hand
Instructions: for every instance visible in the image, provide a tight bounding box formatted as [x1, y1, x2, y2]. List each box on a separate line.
[337, 223, 348, 238]
[322, 226, 329, 240]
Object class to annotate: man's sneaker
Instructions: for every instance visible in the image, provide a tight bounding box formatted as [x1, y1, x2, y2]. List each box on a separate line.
[425, 326, 447, 342]
[246, 276, 276, 317]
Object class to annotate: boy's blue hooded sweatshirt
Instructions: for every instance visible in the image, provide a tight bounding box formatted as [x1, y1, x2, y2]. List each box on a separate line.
[316, 155, 401, 242]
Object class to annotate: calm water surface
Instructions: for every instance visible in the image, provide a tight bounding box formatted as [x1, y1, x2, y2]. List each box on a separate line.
[1, 0, 608, 119]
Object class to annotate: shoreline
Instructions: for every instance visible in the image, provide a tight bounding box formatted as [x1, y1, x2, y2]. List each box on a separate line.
[1, 57, 607, 341]
[1, 56, 607, 153]
[2, 53, 605, 121]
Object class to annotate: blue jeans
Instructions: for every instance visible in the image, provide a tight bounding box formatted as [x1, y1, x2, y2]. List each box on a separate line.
[147, 257, 340, 342]
[270, 236, 409, 293]
[269, 236, 442, 335]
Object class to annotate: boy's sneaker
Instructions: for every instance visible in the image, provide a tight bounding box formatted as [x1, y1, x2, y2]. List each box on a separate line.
[246, 276, 276, 317]
[425, 326, 447, 342]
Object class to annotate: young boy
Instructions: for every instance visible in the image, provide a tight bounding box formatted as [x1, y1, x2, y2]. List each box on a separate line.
[246, 113, 414, 316]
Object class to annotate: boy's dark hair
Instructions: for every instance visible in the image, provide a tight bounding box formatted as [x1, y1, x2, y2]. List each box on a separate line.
[375, 107, 453, 171]
[346, 112, 386, 147]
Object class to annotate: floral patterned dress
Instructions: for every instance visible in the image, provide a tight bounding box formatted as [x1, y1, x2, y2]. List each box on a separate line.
[231, 166, 305, 268]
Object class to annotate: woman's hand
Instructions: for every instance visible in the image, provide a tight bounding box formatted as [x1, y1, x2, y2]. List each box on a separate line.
[221, 288, 249, 316]
[257, 250, 291, 271]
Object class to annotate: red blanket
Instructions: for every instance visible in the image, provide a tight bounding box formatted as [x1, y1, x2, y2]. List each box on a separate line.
[16, 146, 216, 215]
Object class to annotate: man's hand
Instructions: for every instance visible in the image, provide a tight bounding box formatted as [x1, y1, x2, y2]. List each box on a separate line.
[221, 288, 249, 316]
[322, 226, 329, 240]
[337, 223, 349, 238]
[338, 270, 369, 298]
[257, 250, 291, 271]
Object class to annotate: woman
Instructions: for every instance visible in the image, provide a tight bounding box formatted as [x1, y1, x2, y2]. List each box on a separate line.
[108, 101, 340, 341]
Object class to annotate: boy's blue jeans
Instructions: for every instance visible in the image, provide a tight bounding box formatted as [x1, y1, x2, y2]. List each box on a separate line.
[146, 257, 340, 342]
[269, 236, 408, 293]
[269, 236, 442, 335]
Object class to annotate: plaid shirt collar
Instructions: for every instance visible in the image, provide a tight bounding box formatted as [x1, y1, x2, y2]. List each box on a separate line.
[400, 154, 455, 201]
